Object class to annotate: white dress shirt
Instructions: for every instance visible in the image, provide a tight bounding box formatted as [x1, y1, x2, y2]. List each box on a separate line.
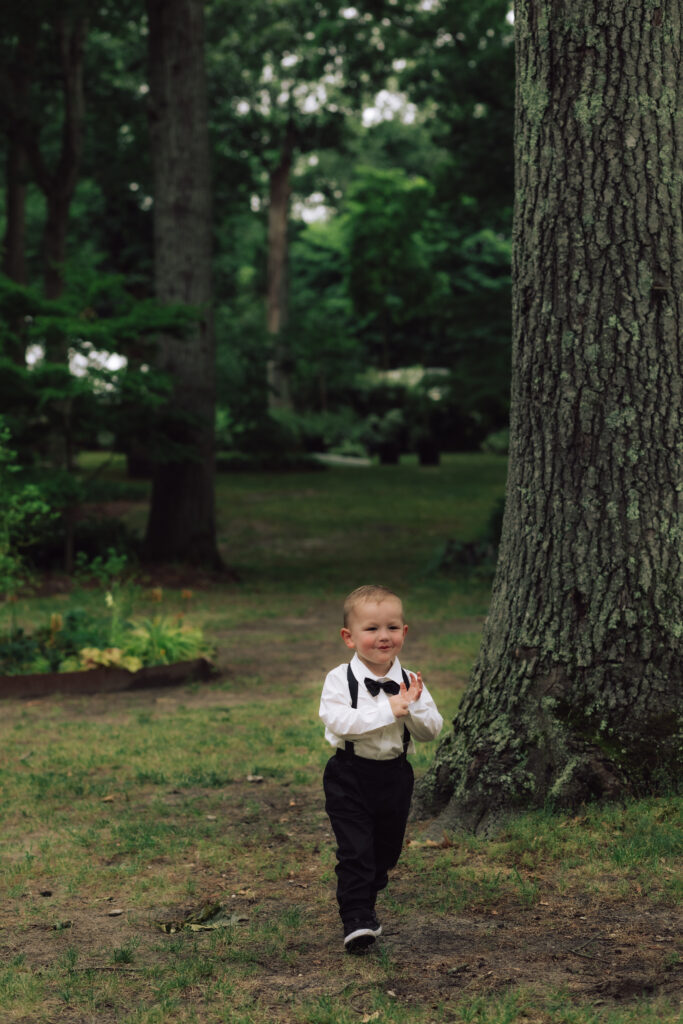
[319, 653, 443, 760]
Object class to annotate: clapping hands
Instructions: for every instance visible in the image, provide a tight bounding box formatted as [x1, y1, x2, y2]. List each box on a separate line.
[388, 671, 423, 718]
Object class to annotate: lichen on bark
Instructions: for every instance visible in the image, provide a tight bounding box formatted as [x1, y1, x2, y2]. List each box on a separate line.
[415, 0, 682, 835]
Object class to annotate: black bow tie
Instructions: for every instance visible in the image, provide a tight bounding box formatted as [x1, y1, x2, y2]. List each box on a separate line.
[364, 677, 400, 697]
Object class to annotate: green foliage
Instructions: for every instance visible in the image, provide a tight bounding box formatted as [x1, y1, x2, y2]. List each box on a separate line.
[0, 608, 108, 675]
[345, 166, 436, 367]
[0, 271, 191, 468]
[430, 494, 505, 574]
[124, 616, 209, 666]
[482, 427, 510, 454]
[1, 0, 517, 502]
[396, 0, 515, 229]
[286, 219, 361, 410]
[73, 547, 129, 588]
[0, 597, 211, 676]
[0, 420, 54, 601]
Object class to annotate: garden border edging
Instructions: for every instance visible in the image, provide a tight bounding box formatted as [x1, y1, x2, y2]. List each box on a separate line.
[0, 657, 215, 699]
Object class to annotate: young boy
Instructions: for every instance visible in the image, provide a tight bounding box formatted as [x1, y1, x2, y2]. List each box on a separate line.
[319, 584, 443, 953]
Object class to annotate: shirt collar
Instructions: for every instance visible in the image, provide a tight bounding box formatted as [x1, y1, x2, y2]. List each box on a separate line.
[351, 652, 403, 683]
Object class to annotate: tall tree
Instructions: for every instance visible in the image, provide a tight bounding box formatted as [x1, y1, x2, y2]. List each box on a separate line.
[0, 6, 87, 304]
[143, 0, 220, 567]
[1, 30, 33, 288]
[345, 166, 435, 369]
[206, 0, 400, 408]
[417, 0, 682, 832]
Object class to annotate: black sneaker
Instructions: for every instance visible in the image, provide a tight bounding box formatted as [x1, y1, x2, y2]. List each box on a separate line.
[344, 918, 382, 953]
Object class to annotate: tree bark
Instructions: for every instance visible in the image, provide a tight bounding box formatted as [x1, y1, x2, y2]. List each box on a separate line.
[3, 134, 30, 368]
[4, 140, 29, 288]
[2, 29, 35, 290]
[2, 33, 36, 365]
[29, 15, 87, 304]
[417, 0, 682, 834]
[0, 16, 86, 469]
[143, 0, 221, 567]
[266, 125, 294, 410]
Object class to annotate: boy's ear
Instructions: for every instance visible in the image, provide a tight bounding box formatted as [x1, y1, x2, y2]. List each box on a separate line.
[340, 627, 355, 650]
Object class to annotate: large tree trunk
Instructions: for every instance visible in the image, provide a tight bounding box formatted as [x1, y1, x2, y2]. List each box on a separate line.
[266, 125, 294, 411]
[417, 0, 682, 834]
[143, 0, 221, 567]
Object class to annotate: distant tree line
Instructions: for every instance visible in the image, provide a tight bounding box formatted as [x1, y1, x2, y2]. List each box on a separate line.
[0, 0, 514, 565]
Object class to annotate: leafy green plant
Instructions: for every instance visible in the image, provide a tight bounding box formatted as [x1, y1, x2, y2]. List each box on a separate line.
[125, 616, 210, 665]
[74, 548, 129, 589]
[0, 588, 211, 675]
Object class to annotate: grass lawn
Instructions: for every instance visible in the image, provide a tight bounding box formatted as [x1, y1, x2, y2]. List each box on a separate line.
[1, 455, 680, 1023]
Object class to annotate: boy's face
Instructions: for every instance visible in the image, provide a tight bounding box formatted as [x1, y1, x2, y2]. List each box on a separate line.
[340, 596, 408, 676]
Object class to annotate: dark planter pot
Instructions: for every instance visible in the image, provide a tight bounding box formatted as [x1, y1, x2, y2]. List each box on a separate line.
[377, 441, 401, 465]
[416, 437, 440, 466]
[0, 657, 215, 700]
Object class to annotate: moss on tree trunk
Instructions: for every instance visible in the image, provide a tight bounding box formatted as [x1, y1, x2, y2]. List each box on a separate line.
[416, 0, 682, 834]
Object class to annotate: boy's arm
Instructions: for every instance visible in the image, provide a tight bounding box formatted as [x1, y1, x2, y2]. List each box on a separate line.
[319, 667, 396, 739]
[403, 673, 444, 741]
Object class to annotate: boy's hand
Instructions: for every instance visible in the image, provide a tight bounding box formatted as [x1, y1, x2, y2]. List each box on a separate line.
[408, 671, 424, 702]
[388, 690, 411, 718]
[389, 672, 423, 718]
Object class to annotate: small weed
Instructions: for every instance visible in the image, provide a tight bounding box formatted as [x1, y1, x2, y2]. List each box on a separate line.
[112, 942, 137, 965]
[58, 946, 79, 973]
[301, 994, 356, 1024]
[281, 906, 302, 928]
[511, 867, 539, 908]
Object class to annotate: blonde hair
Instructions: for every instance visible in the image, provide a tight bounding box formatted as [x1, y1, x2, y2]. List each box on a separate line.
[343, 585, 402, 627]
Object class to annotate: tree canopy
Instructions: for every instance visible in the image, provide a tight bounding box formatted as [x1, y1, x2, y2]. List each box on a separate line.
[0, 0, 515, 563]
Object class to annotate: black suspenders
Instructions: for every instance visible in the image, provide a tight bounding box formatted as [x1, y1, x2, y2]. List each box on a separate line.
[345, 664, 411, 757]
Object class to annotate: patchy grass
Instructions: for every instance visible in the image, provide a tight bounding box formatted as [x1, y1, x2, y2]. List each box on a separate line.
[1, 456, 681, 1022]
[2, 682, 680, 1023]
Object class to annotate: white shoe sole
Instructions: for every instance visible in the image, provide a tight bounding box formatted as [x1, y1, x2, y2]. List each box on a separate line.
[344, 923, 382, 952]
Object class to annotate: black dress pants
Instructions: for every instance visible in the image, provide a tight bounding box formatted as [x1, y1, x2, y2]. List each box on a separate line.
[323, 749, 414, 926]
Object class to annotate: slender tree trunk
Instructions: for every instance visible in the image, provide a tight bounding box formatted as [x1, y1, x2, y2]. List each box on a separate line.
[2, 34, 35, 365]
[2, 140, 30, 367]
[4, 141, 28, 287]
[2, 31, 34, 289]
[40, 15, 87, 304]
[266, 125, 294, 410]
[44, 193, 71, 302]
[417, 0, 682, 834]
[0, 16, 86, 478]
[143, 0, 221, 567]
